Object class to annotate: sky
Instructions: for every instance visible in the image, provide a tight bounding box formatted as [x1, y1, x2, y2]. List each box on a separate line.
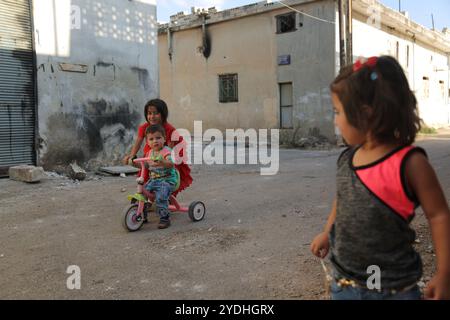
[157, 0, 450, 32]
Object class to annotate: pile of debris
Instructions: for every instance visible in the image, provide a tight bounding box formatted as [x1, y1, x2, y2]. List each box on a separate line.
[7, 162, 138, 184]
[292, 136, 332, 149]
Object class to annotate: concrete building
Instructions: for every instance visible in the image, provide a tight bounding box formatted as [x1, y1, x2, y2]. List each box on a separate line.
[158, 0, 450, 145]
[0, 0, 158, 175]
[352, 0, 450, 127]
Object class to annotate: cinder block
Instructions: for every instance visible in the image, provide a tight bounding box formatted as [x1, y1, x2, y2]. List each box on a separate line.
[68, 162, 86, 181]
[8, 165, 45, 183]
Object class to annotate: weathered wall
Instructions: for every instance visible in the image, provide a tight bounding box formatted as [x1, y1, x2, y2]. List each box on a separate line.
[159, 9, 278, 133]
[159, 0, 336, 145]
[276, 0, 336, 144]
[33, 0, 158, 169]
[352, 1, 450, 128]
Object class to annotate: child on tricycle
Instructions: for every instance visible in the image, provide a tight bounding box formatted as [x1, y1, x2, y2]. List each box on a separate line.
[122, 124, 205, 232]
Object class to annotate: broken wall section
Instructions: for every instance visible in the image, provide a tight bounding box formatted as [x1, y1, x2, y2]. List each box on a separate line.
[33, 0, 158, 170]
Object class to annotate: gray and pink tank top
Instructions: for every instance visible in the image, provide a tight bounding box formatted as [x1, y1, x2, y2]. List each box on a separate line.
[330, 145, 426, 289]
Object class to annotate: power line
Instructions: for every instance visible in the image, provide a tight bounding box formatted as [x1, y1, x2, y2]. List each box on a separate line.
[272, 0, 336, 25]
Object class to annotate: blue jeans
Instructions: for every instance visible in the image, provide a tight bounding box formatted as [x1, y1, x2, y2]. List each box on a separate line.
[145, 180, 174, 221]
[330, 280, 423, 300]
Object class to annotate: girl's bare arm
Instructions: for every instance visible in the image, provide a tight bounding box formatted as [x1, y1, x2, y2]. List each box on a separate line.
[123, 136, 144, 164]
[324, 199, 337, 233]
[407, 152, 450, 299]
[129, 136, 144, 158]
[311, 199, 337, 258]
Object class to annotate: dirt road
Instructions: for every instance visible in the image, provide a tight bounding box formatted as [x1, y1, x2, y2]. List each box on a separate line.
[1, 132, 449, 299]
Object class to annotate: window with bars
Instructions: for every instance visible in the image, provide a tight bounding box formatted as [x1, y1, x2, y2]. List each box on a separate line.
[219, 74, 238, 103]
[276, 12, 296, 34]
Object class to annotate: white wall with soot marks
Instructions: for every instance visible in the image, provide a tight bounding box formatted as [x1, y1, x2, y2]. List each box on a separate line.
[33, 0, 158, 169]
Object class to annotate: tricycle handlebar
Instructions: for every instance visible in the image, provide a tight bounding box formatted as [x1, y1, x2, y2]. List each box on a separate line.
[133, 157, 152, 164]
[133, 157, 159, 177]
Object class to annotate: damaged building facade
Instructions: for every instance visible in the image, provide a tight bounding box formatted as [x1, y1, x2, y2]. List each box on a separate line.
[158, 0, 450, 146]
[0, 0, 158, 175]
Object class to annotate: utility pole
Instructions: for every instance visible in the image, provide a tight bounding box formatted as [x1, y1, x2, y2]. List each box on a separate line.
[338, 0, 353, 67]
[398, 0, 401, 12]
[338, 0, 353, 68]
[338, 0, 346, 69]
[431, 14, 435, 30]
[346, 0, 353, 65]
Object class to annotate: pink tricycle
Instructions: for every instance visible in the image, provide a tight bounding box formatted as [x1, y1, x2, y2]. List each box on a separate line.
[122, 156, 206, 232]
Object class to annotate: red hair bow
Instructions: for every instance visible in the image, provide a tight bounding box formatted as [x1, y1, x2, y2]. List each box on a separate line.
[353, 56, 378, 72]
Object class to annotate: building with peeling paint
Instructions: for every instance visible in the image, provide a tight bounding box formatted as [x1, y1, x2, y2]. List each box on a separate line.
[158, 0, 450, 146]
[0, 0, 158, 175]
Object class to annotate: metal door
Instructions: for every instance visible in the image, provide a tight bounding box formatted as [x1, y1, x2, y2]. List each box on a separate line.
[0, 0, 36, 176]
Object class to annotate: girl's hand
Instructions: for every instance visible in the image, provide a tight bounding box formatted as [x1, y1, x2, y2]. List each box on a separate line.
[311, 232, 330, 258]
[424, 273, 450, 300]
[123, 155, 131, 165]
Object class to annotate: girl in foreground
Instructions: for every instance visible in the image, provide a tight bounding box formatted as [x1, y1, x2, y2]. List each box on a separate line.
[311, 56, 450, 300]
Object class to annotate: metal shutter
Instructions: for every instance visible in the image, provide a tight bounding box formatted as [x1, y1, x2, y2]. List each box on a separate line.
[0, 0, 36, 176]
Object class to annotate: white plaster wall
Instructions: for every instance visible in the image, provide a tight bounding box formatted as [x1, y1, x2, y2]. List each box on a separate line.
[352, 15, 450, 127]
[33, 0, 158, 168]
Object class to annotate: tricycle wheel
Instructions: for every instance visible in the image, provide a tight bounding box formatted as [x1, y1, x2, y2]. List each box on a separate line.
[188, 201, 205, 222]
[122, 204, 144, 232]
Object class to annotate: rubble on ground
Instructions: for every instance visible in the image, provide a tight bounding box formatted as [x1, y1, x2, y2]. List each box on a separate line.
[68, 162, 87, 181]
[292, 136, 332, 149]
[45, 171, 66, 179]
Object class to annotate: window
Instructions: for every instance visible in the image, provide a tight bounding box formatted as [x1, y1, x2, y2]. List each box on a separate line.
[422, 77, 430, 99]
[219, 74, 238, 103]
[276, 13, 296, 34]
[395, 41, 399, 59]
[439, 80, 445, 100]
[280, 83, 293, 129]
[406, 45, 409, 67]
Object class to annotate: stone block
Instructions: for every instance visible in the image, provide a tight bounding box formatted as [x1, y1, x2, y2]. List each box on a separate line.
[8, 165, 45, 183]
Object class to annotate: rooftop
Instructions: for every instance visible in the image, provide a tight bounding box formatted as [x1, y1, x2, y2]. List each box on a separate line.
[158, 0, 450, 53]
[158, 0, 310, 33]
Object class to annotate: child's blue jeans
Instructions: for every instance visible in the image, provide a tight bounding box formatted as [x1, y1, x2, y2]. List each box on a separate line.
[330, 279, 422, 300]
[145, 180, 174, 221]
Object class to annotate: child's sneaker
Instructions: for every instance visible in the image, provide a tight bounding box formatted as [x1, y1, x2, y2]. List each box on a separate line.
[158, 219, 171, 229]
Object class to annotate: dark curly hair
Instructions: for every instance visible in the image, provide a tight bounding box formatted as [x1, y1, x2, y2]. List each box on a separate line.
[330, 55, 422, 145]
[145, 124, 166, 137]
[144, 99, 168, 124]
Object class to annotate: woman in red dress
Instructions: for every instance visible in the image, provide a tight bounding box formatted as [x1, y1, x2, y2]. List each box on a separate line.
[123, 99, 192, 196]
